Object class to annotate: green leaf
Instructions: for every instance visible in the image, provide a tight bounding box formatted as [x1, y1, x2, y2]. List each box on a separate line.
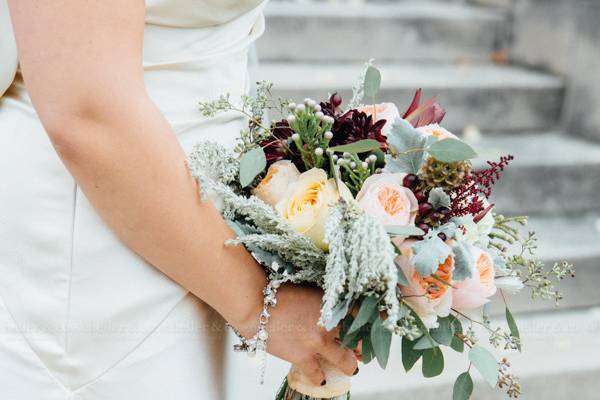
[386, 225, 425, 237]
[324, 297, 352, 331]
[348, 296, 379, 334]
[450, 317, 465, 353]
[362, 334, 375, 364]
[413, 335, 439, 350]
[371, 316, 393, 369]
[363, 65, 382, 98]
[401, 337, 423, 372]
[411, 234, 452, 277]
[430, 317, 454, 346]
[328, 139, 382, 154]
[427, 139, 477, 163]
[385, 119, 427, 174]
[453, 372, 474, 400]
[428, 187, 451, 209]
[396, 265, 409, 286]
[505, 308, 521, 351]
[422, 348, 444, 378]
[468, 346, 499, 387]
[239, 146, 266, 187]
[452, 241, 474, 281]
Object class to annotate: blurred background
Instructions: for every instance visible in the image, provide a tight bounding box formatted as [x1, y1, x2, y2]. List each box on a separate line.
[236, 0, 600, 398]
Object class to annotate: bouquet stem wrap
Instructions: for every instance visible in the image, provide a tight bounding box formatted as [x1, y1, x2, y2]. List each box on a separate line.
[282, 361, 351, 400]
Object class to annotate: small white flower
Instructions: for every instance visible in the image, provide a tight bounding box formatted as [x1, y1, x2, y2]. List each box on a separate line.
[332, 154, 339, 161]
[296, 104, 306, 112]
[307, 100, 317, 109]
[336, 158, 345, 166]
[315, 111, 324, 119]
[313, 104, 322, 112]
[323, 115, 335, 124]
[288, 103, 297, 111]
[314, 148, 324, 157]
[349, 161, 357, 169]
[291, 133, 300, 141]
[368, 154, 378, 163]
[303, 98, 312, 105]
[361, 162, 368, 169]
[343, 152, 351, 159]
[324, 131, 334, 140]
[287, 114, 296, 124]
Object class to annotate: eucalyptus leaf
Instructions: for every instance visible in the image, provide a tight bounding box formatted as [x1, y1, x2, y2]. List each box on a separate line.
[328, 139, 382, 154]
[430, 317, 454, 346]
[323, 297, 352, 331]
[450, 317, 465, 353]
[401, 337, 423, 372]
[422, 348, 444, 378]
[371, 316, 393, 369]
[505, 308, 521, 351]
[386, 225, 425, 237]
[427, 139, 477, 163]
[411, 234, 452, 277]
[348, 296, 378, 334]
[363, 65, 382, 98]
[413, 335, 439, 350]
[453, 372, 474, 400]
[239, 146, 266, 187]
[452, 241, 474, 281]
[361, 334, 375, 364]
[468, 346, 499, 387]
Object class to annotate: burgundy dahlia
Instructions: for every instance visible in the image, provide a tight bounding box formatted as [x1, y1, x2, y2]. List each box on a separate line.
[329, 109, 388, 150]
[260, 121, 294, 165]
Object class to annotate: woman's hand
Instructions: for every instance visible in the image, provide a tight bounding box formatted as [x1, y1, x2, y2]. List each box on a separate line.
[237, 284, 358, 386]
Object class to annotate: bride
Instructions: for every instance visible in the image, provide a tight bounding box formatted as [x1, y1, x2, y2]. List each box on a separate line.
[0, 1, 357, 399]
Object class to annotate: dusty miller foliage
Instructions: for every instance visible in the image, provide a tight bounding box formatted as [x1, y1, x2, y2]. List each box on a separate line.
[320, 201, 401, 329]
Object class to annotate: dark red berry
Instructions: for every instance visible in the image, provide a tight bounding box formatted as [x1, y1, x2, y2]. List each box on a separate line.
[414, 190, 428, 203]
[402, 173, 419, 189]
[430, 212, 444, 221]
[417, 223, 430, 235]
[418, 202, 433, 216]
[438, 206, 450, 216]
[331, 93, 342, 109]
[437, 232, 447, 242]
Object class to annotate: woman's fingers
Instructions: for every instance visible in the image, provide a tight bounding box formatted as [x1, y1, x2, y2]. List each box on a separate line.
[319, 340, 358, 376]
[296, 357, 326, 386]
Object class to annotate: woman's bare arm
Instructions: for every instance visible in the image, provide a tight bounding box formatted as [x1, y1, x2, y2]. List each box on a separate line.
[7, 0, 357, 383]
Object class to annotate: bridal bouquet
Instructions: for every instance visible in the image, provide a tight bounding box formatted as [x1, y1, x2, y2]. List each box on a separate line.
[190, 63, 574, 400]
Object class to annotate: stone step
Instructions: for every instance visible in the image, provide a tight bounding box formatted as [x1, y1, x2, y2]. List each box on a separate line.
[485, 213, 600, 315]
[255, 62, 564, 132]
[258, 2, 507, 63]
[235, 307, 600, 399]
[472, 133, 600, 215]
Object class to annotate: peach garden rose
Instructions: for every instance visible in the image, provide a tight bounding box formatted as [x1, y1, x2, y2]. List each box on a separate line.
[451, 246, 497, 311]
[253, 160, 300, 206]
[395, 240, 454, 329]
[355, 173, 418, 238]
[356, 103, 400, 136]
[416, 123, 459, 141]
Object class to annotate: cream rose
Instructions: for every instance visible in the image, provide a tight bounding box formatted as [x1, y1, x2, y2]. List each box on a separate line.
[416, 123, 459, 141]
[275, 168, 346, 250]
[356, 103, 400, 136]
[355, 173, 418, 236]
[253, 160, 300, 206]
[396, 240, 454, 329]
[452, 246, 497, 311]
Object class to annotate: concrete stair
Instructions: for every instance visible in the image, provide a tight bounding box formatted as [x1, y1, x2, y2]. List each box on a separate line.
[256, 63, 564, 132]
[259, 2, 508, 62]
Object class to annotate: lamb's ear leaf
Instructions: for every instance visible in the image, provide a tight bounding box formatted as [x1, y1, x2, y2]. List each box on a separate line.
[239, 146, 266, 187]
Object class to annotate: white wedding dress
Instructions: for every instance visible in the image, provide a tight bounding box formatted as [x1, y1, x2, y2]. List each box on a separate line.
[0, 1, 267, 399]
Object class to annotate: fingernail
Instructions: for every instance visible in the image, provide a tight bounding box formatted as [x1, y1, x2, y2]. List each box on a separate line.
[321, 380, 327, 386]
[353, 367, 359, 376]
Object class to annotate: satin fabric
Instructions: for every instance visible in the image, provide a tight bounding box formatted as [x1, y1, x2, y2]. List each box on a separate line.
[0, 1, 266, 399]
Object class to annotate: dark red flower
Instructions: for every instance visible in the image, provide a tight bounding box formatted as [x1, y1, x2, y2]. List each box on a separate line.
[402, 89, 446, 128]
[320, 92, 343, 118]
[329, 109, 388, 151]
[260, 121, 293, 165]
